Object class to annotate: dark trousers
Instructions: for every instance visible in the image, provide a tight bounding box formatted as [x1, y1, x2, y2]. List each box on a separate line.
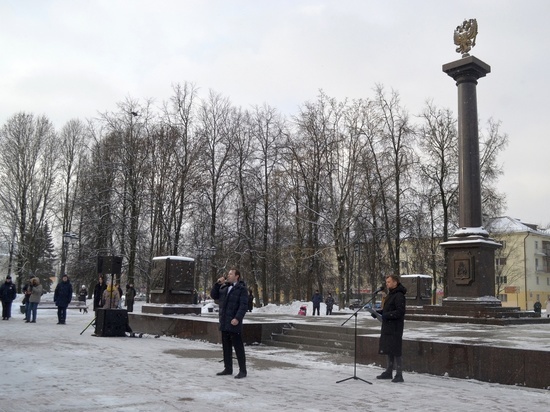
[2, 301, 12, 319]
[57, 306, 68, 323]
[313, 305, 320, 315]
[221, 331, 246, 374]
[126, 301, 134, 313]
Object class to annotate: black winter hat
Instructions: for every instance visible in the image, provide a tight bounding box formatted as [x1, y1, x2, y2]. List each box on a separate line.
[6, 275, 11, 279]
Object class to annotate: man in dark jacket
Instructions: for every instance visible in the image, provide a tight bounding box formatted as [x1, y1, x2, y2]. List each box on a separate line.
[210, 268, 248, 379]
[54, 274, 73, 325]
[376, 274, 407, 383]
[125, 283, 137, 313]
[311, 290, 322, 316]
[93, 275, 106, 312]
[0, 275, 17, 320]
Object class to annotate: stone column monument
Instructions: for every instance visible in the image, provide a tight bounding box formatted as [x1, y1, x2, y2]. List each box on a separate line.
[440, 19, 501, 306]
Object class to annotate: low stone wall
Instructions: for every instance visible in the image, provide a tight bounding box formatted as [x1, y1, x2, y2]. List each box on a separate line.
[128, 313, 286, 345]
[357, 335, 550, 389]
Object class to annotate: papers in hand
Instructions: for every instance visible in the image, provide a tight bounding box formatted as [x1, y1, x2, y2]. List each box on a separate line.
[366, 307, 383, 322]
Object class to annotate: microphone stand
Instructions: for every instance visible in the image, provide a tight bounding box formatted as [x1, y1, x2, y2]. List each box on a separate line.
[336, 292, 380, 384]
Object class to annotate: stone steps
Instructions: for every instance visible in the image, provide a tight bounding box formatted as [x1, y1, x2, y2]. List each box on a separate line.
[265, 322, 369, 355]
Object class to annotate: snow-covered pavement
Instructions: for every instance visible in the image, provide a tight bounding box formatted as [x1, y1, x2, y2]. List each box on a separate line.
[1, 298, 549, 412]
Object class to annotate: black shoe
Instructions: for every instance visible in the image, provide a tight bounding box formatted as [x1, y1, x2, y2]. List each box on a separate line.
[392, 374, 404, 383]
[376, 371, 393, 380]
[216, 370, 232, 376]
[234, 371, 247, 379]
[30, 320, 36, 323]
[25, 320, 30, 323]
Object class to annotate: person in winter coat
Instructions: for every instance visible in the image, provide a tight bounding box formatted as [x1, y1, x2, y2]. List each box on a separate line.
[102, 281, 120, 309]
[325, 293, 335, 315]
[0, 275, 17, 320]
[375, 274, 407, 383]
[78, 285, 88, 313]
[546, 297, 550, 318]
[22, 277, 33, 321]
[54, 274, 73, 324]
[93, 275, 106, 312]
[311, 290, 322, 316]
[210, 268, 248, 379]
[125, 283, 136, 313]
[27, 277, 43, 323]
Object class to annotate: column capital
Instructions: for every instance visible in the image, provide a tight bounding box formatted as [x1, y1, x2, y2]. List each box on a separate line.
[443, 55, 491, 84]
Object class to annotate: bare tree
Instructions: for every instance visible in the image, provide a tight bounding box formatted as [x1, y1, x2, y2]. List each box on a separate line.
[0, 112, 59, 291]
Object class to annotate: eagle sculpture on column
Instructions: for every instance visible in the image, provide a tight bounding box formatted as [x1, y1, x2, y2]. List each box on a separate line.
[454, 18, 478, 57]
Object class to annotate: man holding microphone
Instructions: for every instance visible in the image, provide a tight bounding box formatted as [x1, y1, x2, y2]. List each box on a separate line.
[210, 268, 248, 379]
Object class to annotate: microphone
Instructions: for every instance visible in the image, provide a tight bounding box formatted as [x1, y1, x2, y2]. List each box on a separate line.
[373, 285, 385, 294]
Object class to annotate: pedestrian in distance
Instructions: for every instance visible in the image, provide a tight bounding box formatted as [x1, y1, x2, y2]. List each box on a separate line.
[22, 277, 33, 321]
[93, 275, 106, 312]
[54, 274, 73, 324]
[125, 283, 136, 313]
[0, 275, 17, 320]
[210, 268, 248, 379]
[311, 290, 322, 316]
[115, 282, 124, 309]
[78, 285, 88, 313]
[533, 300, 542, 314]
[247, 288, 254, 312]
[325, 293, 335, 315]
[546, 297, 550, 318]
[374, 274, 407, 383]
[26, 277, 43, 323]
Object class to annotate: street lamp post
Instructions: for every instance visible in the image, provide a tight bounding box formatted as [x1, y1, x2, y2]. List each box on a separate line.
[60, 232, 78, 281]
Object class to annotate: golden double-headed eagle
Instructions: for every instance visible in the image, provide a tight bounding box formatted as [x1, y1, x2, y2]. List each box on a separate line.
[454, 18, 478, 57]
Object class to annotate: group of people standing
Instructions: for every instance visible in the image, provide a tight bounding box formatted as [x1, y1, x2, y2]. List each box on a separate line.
[92, 275, 137, 312]
[0, 273, 139, 326]
[311, 290, 335, 315]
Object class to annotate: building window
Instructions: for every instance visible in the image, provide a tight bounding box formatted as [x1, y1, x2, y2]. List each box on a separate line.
[495, 258, 507, 266]
[535, 241, 539, 250]
[536, 258, 539, 271]
[498, 294, 508, 302]
[536, 276, 539, 285]
[496, 276, 507, 284]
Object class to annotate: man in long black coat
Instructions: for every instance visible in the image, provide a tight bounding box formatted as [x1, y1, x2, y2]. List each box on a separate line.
[376, 274, 407, 383]
[0, 275, 17, 320]
[54, 274, 73, 325]
[210, 268, 248, 379]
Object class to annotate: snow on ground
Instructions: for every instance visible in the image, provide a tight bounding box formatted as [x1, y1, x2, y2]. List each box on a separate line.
[1, 295, 549, 412]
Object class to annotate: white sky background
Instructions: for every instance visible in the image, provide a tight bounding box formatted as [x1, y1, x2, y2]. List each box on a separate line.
[1, 0, 549, 226]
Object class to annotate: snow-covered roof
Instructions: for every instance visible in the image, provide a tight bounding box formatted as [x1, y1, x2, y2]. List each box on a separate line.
[485, 216, 550, 236]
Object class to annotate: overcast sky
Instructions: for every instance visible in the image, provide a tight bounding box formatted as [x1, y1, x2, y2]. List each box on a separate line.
[1, 0, 549, 226]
